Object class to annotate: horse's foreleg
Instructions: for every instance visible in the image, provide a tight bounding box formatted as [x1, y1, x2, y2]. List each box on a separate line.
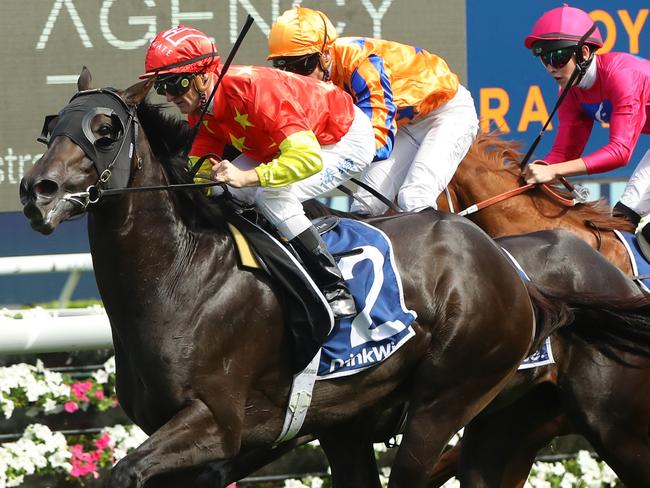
[458, 384, 570, 488]
[558, 352, 650, 487]
[195, 435, 314, 488]
[319, 416, 383, 488]
[430, 443, 461, 487]
[105, 399, 242, 488]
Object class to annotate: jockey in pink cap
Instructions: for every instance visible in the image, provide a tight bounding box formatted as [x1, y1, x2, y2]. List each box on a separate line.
[522, 5, 650, 239]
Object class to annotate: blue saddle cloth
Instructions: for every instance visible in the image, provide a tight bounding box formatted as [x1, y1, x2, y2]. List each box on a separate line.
[319, 219, 417, 379]
[615, 230, 650, 292]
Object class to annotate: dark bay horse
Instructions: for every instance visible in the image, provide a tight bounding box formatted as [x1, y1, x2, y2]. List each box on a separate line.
[205, 224, 650, 488]
[430, 134, 650, 487]
[19, 70, 565, 487]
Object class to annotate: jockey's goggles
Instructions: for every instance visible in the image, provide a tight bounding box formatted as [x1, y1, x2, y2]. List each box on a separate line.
[272, 54, 321, 76]
[538, 47, 576, 69]
[154, 74, 195, 96]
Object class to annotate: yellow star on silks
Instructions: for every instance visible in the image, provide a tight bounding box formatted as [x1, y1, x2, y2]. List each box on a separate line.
[229, 133, 250, 152]
[202, 120, 215, 134]
[234, 108, 254, 129]
[234, 66, 254, 76]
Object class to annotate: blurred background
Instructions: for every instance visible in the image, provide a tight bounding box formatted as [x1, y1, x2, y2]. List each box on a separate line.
[1, 0, 648, 304]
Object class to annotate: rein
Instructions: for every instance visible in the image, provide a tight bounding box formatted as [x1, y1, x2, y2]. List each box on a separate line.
[456, 181, 577, 217]
[65, 153, 229, 210]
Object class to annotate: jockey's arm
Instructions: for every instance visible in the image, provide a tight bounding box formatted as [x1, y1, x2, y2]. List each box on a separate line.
[351, 56, 398, 161]
[255, 130, 322, 187]
[211, 130, 323, 188]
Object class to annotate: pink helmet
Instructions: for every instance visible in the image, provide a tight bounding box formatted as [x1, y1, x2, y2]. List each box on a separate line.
[140, 25, 220, 79]
[524, 4, 603, 52]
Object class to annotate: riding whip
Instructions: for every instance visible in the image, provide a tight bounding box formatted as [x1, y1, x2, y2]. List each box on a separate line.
[519, 24, 598, 203]
[188, 15, 256, 175]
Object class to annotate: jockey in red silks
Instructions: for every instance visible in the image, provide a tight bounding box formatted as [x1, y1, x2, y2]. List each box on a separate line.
[267, 7, 479, 216]
[140, 25, 375, 319]
[522, 5, 650, 238]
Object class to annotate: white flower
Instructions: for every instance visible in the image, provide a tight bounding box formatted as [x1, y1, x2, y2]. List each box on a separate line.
[2, 398, 14, 419]
[93, 369, 109, 384]
[284, 480, 309, 488]
[559, 472, 578, 488]
[103, 356, 116, 375]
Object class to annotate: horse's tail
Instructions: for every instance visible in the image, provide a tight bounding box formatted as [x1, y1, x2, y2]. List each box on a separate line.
[527, 283, 650, 365]
[525, 282, 575, 353]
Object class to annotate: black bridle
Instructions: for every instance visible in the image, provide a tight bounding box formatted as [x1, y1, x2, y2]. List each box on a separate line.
[38, 88, 227, 210]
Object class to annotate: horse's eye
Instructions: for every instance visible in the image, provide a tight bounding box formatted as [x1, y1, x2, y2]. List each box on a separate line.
[97, 124, 114, 137]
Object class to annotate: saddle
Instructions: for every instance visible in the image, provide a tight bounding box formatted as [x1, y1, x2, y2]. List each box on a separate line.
[219, 200, 341, 373]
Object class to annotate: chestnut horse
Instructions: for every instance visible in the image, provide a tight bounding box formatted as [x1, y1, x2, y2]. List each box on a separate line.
[20, 71, 571, 487]
[436, 133, 635, 274]
[430, 134, 650, 487]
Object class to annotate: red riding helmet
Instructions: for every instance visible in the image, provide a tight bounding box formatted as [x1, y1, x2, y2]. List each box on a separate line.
[140, 25, 220, 79]
[524, 4, 603, 54]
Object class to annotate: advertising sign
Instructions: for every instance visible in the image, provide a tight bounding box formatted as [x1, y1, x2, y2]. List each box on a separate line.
[0, 0, 466, 213]
[467, 0, 649, 181]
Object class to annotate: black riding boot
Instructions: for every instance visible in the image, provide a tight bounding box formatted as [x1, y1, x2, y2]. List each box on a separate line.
[612, 201, 641, 226]
[613, 201, 650, 245]
[290, 225, 357, 320]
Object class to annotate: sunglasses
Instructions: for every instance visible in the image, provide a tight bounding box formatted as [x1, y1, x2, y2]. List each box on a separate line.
[272, 54, 320, 76]
[539, 47, 576, 69]
[154, 75, 194, 96]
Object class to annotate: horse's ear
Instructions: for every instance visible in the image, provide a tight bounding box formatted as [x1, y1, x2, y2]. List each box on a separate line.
[122, 78, 155, 106]
[78, 66, 92, 91]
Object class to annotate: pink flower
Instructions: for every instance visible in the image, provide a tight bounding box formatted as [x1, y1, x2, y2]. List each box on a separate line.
[69, 443, 101, 479]
[64, 401, 79, 413]
[94, 390, 106, 400]
[71, 381, 93, 402]
[95, 432, 111, 451]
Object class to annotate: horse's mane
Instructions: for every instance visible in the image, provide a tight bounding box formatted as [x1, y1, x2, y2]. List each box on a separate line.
[465, 133, 635, 233]
[136, 102, 227, 231]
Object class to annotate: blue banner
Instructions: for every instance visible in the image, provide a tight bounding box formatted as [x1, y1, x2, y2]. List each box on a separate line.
[467, 1, 649, 180]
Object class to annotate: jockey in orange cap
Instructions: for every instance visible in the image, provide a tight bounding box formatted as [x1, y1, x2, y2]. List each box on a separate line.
[268, 7, 479, 216]
[141, 25, 375, 319]
[522, 5, 650, 240]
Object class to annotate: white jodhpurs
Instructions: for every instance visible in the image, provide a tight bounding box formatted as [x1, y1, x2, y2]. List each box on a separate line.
[350, 84, 479, 215]
[225, 105, 375, 240]
[619, 148, 650, 217]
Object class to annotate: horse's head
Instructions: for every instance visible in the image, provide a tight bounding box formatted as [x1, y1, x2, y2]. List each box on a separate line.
[20, 67, 154, 234]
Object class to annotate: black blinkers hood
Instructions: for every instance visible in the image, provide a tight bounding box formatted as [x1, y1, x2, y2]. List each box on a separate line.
[41, 88, 137, 190]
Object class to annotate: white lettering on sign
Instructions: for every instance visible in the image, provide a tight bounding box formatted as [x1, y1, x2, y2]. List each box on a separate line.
[359, 0, 393, 38]
[35, 1, 394, 51]
[171, 0, 214, 26]
[36, 0, 93, 49]
[0, 149, 42, 186]
[100, 0, 157, 50]
[228, 0, 279, 43]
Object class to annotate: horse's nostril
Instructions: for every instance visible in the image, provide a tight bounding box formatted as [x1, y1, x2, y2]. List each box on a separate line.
[34, 179, 59, 197]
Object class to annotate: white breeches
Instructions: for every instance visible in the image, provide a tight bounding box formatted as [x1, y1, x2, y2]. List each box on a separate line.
[350, 84, 479, 215]
[225, 105, 374, 240]
[619, 148, 650, 217]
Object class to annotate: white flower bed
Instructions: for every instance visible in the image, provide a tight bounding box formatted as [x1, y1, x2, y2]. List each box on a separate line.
[0, 423, 147, 488]
[0, 348, 623, 487]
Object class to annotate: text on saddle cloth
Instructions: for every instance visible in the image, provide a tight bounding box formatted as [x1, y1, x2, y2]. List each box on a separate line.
[224, 210, 417, 376]
[318, 219, 417, 379]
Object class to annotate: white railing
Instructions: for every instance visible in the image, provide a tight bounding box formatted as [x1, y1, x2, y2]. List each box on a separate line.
[0, 253, 93, 307]
[0, 307, 112, 355]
